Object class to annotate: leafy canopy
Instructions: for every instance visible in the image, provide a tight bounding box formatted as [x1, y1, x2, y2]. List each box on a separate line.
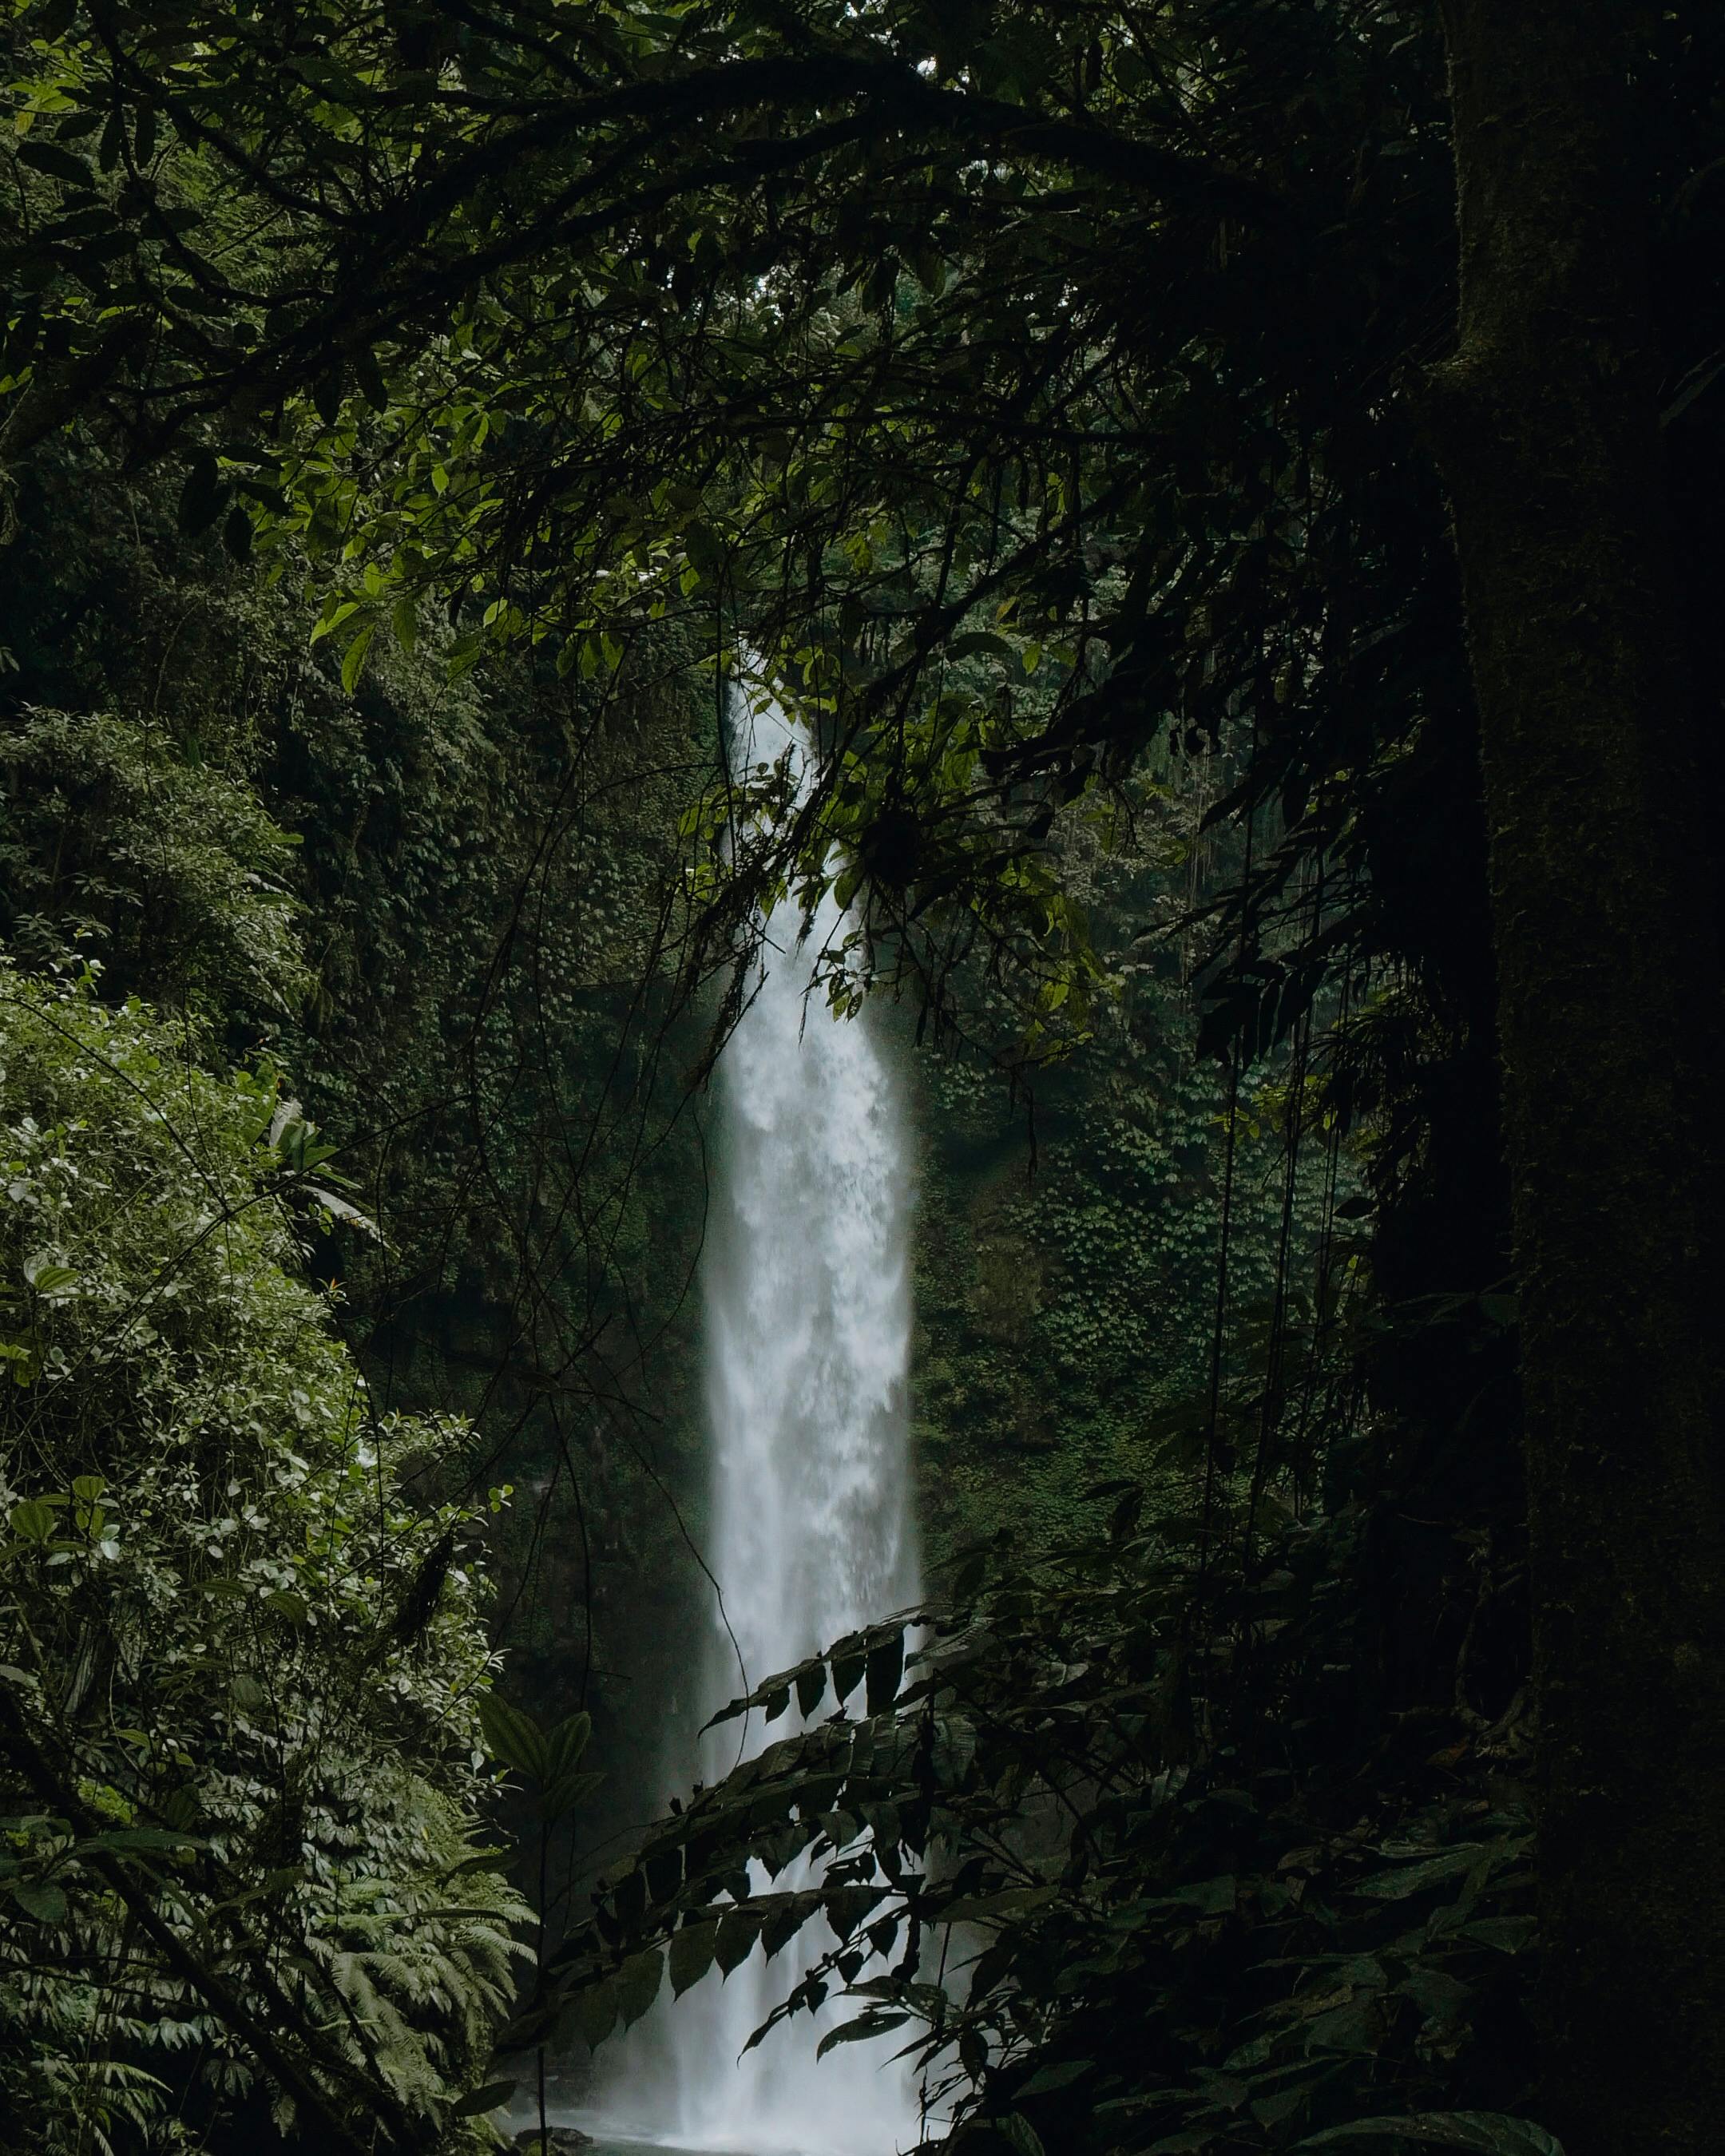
[1, 0, 1455, 1058]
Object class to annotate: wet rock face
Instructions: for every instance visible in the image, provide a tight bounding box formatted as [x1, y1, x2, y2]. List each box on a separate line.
[514, 2130, 593, 2154]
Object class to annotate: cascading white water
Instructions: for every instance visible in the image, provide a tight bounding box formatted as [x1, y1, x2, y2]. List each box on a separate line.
[595, 688, 922, 2156]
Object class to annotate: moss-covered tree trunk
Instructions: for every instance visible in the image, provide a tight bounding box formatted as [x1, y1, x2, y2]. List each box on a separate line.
[1430, 6, 1725, 2149]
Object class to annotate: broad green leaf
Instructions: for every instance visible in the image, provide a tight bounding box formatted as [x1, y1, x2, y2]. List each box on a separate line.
[616, 1947, 663, 2030]
[9, 1498, 61, 1545]
[716, 1905, 761, 1976]
[340, 619, 377, 693]
[668, 1918, 719, 1997]
[865, 1631, 904, 1715]
[816, 2011, 908, 2059]
[479, 1693, 547, 1780]
[541, 1767, 604, 1825]
[452, 2081, 516, 2118]
[1352, 1847, 1485, 1900]
[573, 1978, 618, 2050]
[17, 140, 92, 185]
[11, 1879, 67, 1924]
[831, 1635, 866, 1706]
[1001, 2114, 1047, 2156]
[1017, 2061, 1092, 2097]
[1297, 2116, 1564, 2156]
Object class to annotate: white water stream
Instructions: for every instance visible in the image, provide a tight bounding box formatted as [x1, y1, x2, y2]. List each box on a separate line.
[592, 691, 922, 2156]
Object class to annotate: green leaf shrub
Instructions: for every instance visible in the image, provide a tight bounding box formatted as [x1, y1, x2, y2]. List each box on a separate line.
[0, 963, 529, 2150]
[538, 1487, 1545, 2156]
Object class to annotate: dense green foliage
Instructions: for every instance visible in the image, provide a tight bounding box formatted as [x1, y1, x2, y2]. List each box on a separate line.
[0, 430, 723, 1852]
[2, 2, 1723, 2154]
[910, 765, 1336, 1559]
[0, 964, 526, 2149]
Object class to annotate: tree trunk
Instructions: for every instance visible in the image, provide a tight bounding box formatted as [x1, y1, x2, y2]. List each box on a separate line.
[1429, 5, 1725, 2150]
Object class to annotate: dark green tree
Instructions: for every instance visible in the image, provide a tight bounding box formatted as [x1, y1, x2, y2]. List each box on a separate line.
[4, 5, 1723, 2150]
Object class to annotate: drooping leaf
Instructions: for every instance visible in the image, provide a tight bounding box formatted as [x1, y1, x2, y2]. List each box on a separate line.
[830, 1634, 866, 1706]
[816, 2010, 909, 2059]
[340, 619, 377, 694]
[541, 1768, 605, 1824]
[865, 1631, 904, 1715]
[572, 1978, 618, 2051]
[795, 1659, 827, 1718]
[716, 1904, 761, 1976]
[176, 450, 227, 537]
[668, 1918, 719, 1997]
[616, 1947, 664, 2030]
[644, 1846, 683, 1904]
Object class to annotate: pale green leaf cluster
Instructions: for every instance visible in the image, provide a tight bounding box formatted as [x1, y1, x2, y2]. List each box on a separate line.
[0, 964, 529, 2150]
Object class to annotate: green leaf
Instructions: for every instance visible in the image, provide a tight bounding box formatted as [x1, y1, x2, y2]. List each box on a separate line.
[541, 1768, 605, 1825]
[668, 1918, 719, 1997]
[176, 450, 227, 537]
[865, 1631, 904, 1716]
[479, 1692, 548, 1780]
[616, 1947, 663, 2029]
[572, 1978, 618, 2050]
[1001, 2114, 1047, 2156]
[24, 1258, 77, 1298]
[541, 1710, 593, 1781]
[716, 1904, 761, 1976]
[17, 140, 92, 186]
[9, 1498, 61, 1545]
[352, 343, 390, 412]
[451, 2081, 516, 2118]
[1017, 2062, 1092, 2097]
[91, 1827, 204, 1857]
[831, 1635, 866, 1706]
[11, 1879, 67, 1923]
[1353, 1847, 1485, 1899]
[816, 2010, 908, 2059]
[340, 620, 377, 694]
[1296, 2117, 1564, 2156]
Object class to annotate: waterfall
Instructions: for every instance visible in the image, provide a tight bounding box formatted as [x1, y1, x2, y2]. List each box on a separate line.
[596, 688, 922, 2155]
